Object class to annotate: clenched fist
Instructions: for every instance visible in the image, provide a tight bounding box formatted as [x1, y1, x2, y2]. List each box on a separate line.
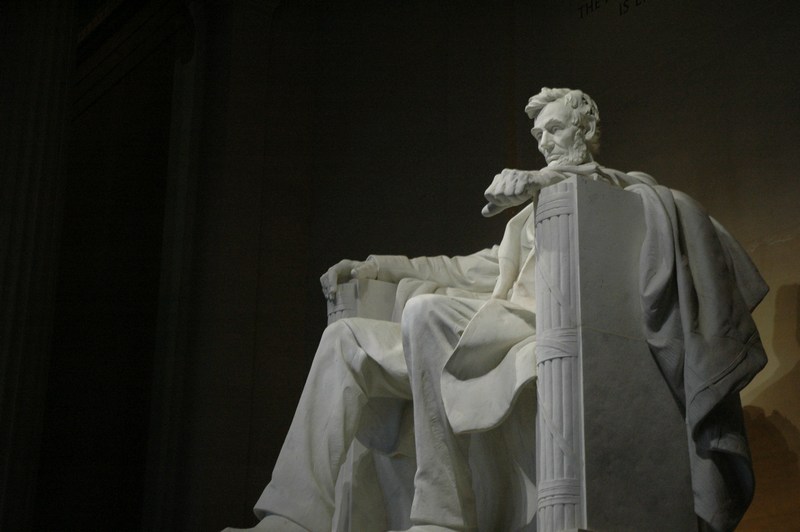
[482, 167, 566, 217]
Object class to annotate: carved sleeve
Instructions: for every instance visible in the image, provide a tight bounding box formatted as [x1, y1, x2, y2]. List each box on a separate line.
[367, 245, 500, 292]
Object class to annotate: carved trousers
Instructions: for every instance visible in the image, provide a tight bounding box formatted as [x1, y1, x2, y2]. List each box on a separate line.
[254, 294, 485, 531]
[402, 295, 484, 530]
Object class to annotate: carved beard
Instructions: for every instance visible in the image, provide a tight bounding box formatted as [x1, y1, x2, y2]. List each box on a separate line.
[548, 134, 590, 167]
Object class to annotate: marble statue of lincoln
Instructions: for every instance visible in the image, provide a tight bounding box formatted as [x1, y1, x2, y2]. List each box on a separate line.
[226, 88, 766, 532]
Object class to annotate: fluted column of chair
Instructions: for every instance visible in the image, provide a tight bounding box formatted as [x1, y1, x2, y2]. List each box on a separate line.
[534, 181, 583, 532]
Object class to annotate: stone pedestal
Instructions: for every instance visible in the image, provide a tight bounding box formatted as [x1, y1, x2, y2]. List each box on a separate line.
[534, 177, 696, 532]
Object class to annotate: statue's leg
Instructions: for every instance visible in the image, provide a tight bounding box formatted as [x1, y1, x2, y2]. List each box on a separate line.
[401, 294, 485, 531]
[253, 318, 409, 532]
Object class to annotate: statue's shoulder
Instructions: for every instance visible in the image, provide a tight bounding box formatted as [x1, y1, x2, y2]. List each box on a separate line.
[625, 170, 658, 186]
[598, 166, 658, 187]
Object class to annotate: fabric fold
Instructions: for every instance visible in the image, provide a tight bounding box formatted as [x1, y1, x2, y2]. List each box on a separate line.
[630, 183, 768, 531]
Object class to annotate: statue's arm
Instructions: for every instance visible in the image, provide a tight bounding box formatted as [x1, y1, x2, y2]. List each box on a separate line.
[368, 245, 500, 293]
[481, 165, 659, 218]
[482, 168, 567, 217]
[319, 247, 500, 299]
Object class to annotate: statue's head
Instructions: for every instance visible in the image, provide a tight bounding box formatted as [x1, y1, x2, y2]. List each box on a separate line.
[524, 88, 600, 167]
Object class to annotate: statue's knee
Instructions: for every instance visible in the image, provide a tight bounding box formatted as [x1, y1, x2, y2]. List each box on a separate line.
[321, 319, 353, 343]
[318, 319, 368, 370]
[402, 294, 440, 329]
[401, 294, 456, 340]
[319, 320, 358, 357]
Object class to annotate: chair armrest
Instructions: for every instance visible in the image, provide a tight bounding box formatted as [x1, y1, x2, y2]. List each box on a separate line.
[326, 278, 399, 324]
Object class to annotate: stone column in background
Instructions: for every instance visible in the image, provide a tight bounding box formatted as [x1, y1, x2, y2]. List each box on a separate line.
[0, 2, 74, 530]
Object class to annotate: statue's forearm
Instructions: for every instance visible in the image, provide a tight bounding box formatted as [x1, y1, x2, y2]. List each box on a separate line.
[368, 247, 499, 291]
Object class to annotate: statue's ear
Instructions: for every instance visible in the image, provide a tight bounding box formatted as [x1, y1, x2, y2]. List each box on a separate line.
[583, 119, 597, 143]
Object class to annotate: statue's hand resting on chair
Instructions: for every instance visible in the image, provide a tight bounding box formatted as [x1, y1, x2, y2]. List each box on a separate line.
[320, 258, 379, 300]
[482, 167, 567, 217]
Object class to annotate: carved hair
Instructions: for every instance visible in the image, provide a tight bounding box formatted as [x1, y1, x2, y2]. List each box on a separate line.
[524, 87, 601, 154]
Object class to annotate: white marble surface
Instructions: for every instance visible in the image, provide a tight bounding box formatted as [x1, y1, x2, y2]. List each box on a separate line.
[227, 88, 763, 532]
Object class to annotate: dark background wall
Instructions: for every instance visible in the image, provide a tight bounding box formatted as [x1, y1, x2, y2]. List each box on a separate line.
[1, 0, 798, 530]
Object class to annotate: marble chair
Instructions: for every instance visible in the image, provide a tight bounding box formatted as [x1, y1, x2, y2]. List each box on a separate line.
[325, 177, 701, 532]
